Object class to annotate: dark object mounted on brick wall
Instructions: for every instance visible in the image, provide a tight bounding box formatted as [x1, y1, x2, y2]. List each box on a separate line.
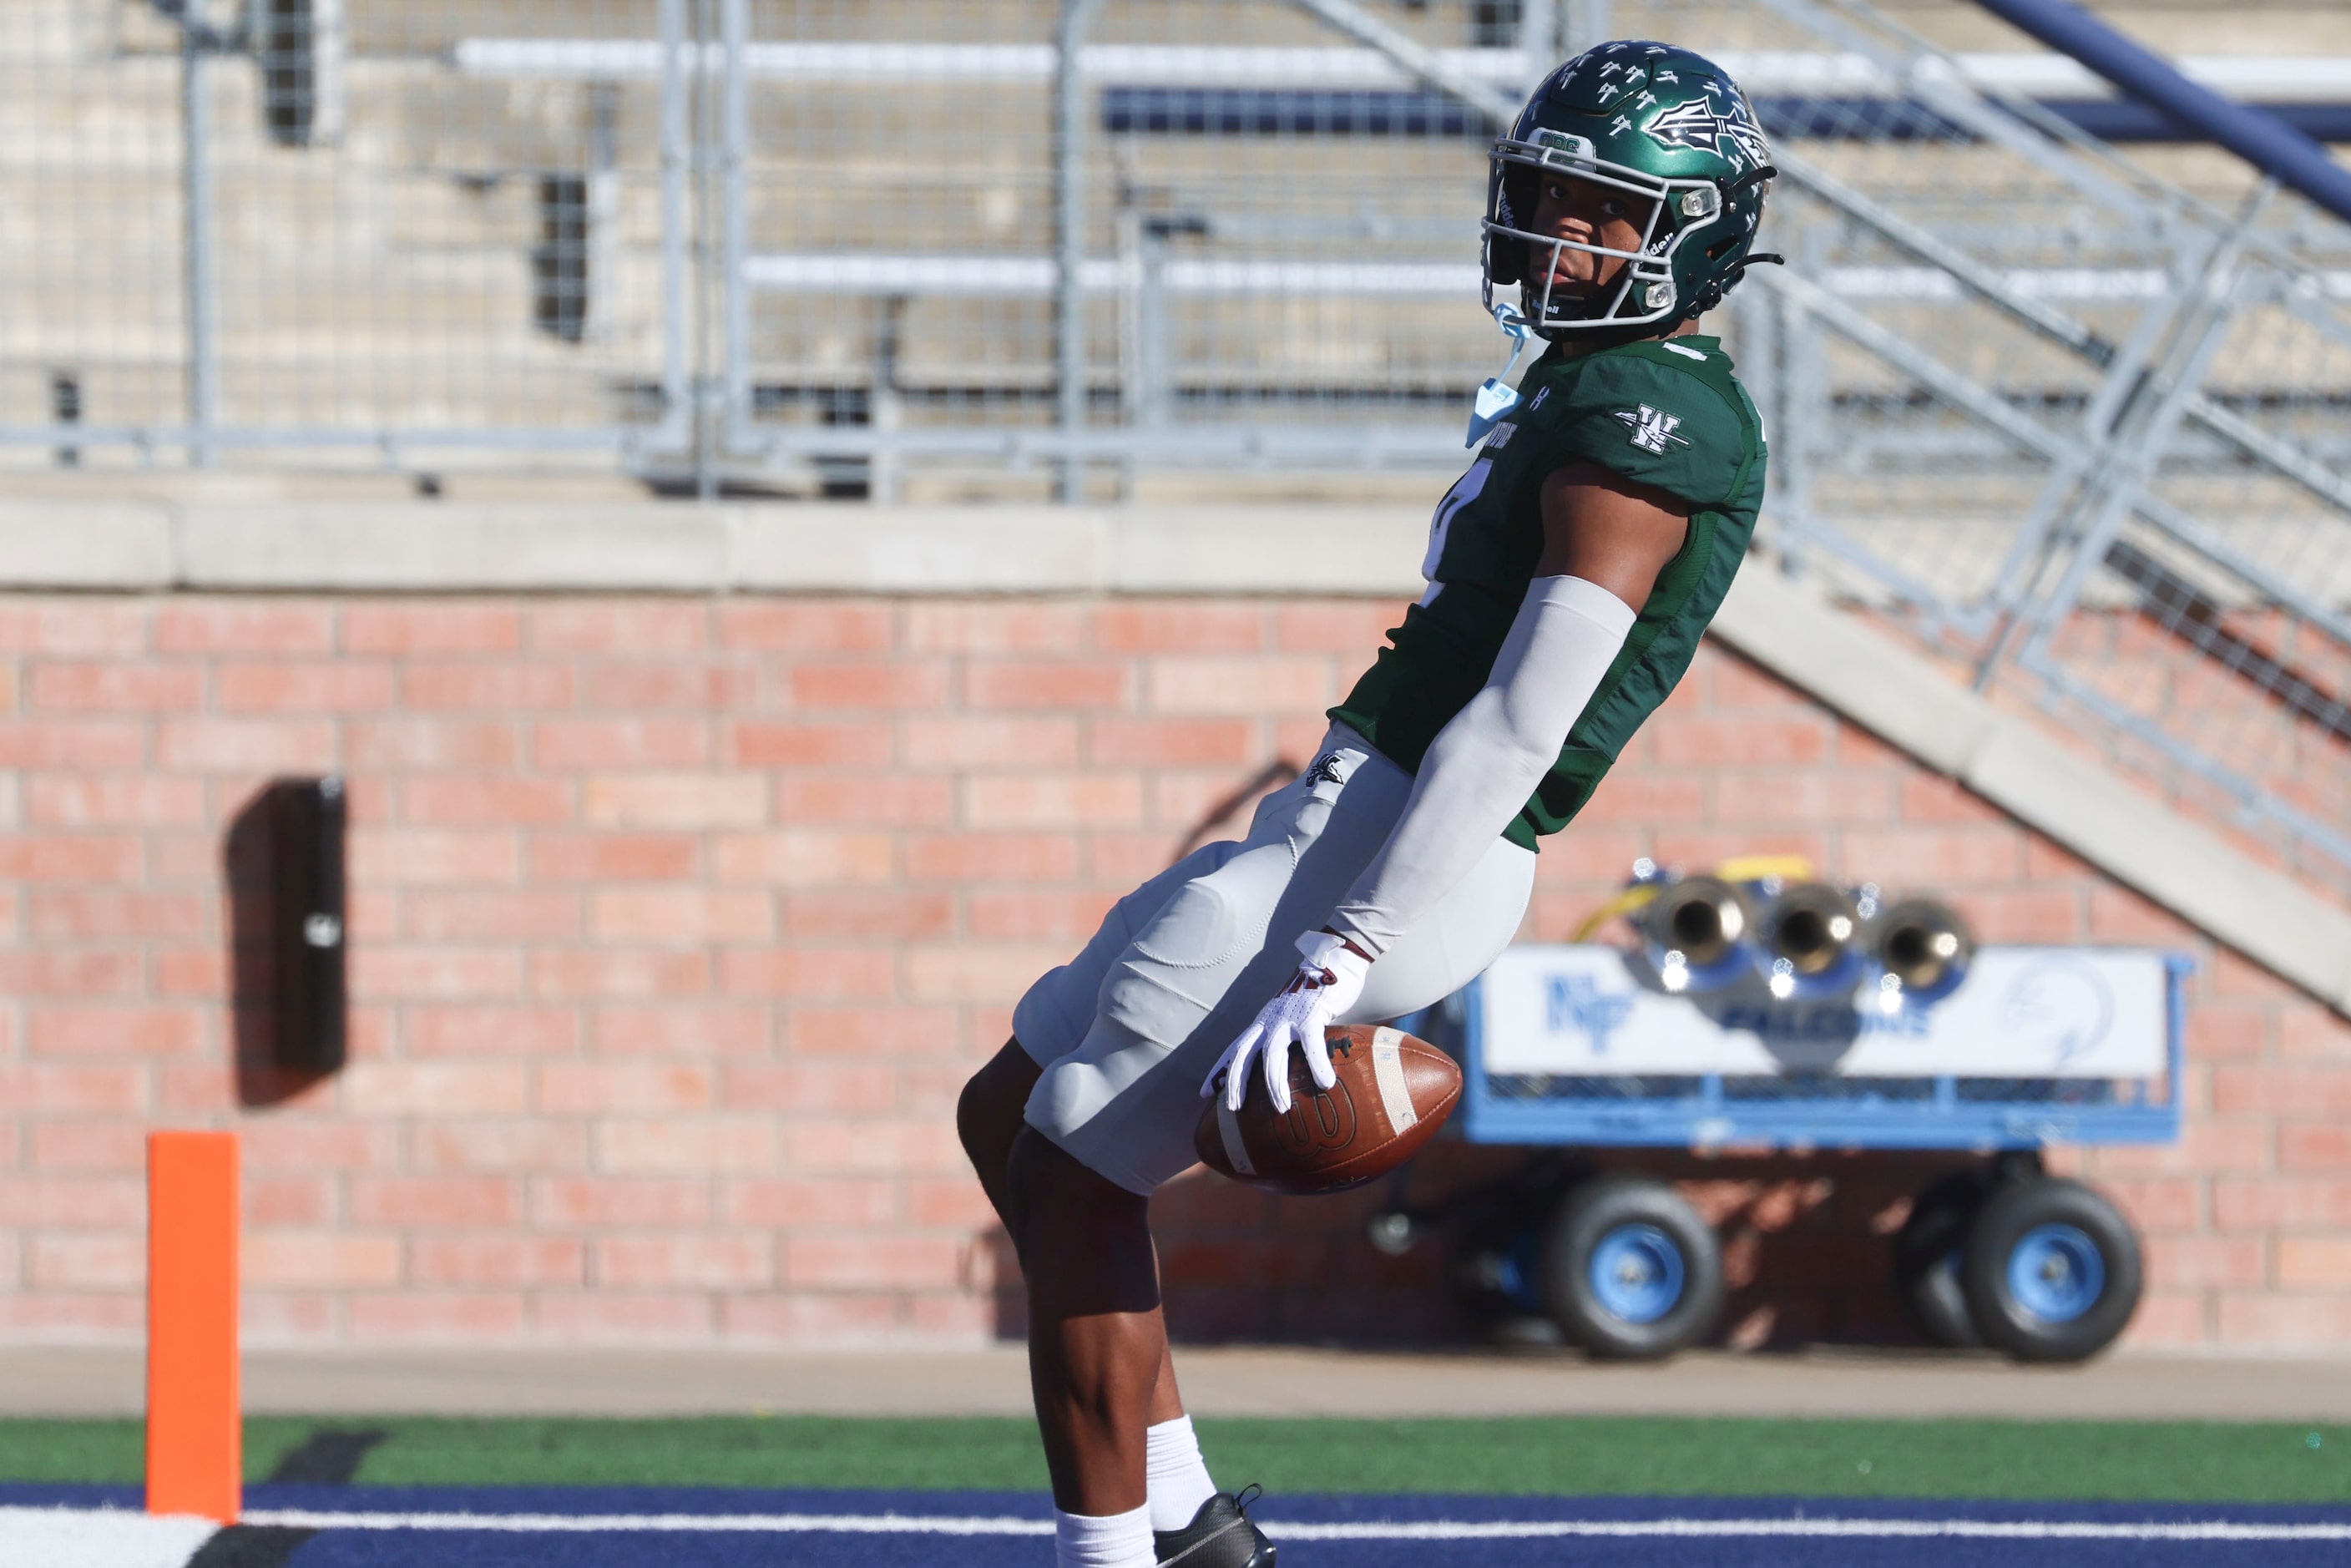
[226, 776, 347, 1105]
[270, 776, 347, 1071]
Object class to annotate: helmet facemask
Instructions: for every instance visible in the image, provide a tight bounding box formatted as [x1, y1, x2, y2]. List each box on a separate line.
[1482, 135, 1729, 337]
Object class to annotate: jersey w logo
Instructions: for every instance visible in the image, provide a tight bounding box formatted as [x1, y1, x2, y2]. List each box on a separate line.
[1615, 403, 1691, 455]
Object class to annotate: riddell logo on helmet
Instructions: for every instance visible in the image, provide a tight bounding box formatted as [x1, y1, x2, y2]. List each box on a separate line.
[1533, 129, 1596, 164]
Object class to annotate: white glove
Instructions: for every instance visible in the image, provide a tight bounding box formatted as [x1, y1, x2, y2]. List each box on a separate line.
[1201, 931, 1372, 1115]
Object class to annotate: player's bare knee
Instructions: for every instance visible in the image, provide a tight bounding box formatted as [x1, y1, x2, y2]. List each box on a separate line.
[955, 1040, 1039, 1187]
[1006, 1128, 1157, 1313]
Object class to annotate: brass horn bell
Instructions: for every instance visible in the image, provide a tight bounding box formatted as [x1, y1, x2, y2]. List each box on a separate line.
[1874, 898, 1974, 992]
[1762, 883, 1862, 977]
[1641, 875, 1749, 969]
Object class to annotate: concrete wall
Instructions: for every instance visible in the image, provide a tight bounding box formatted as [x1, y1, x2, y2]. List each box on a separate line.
[2, 587, 2347, 1352]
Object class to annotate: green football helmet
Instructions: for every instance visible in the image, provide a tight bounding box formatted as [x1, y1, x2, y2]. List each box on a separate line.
[1484, 41, 1778, 338]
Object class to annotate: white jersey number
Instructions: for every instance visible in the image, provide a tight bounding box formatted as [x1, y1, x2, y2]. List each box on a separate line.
[1422, 458, 1492, 588]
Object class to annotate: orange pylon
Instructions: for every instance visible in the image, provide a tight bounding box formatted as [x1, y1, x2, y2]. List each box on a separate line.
[146, 1131, 240, 1523]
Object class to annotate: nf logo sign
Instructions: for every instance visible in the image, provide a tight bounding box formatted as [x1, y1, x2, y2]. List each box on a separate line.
[1615, 403, 1690, 455]
[1644, 95, 1769, 170]
[1547, 974, 1636, 1055]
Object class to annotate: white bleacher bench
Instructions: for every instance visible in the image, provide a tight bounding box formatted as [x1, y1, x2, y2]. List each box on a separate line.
[741, 258, 2351, 301]
[453, 41, 2351, 102]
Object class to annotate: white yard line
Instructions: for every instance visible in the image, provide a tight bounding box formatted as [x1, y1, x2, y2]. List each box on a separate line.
[15, 1501, 2350, 1551]
[0, 1507, 220, 1568]
[1272, 1518, 2351, 1541]
[240, 1508, 1054, 1535]
[220, 1507, 2351, 1543]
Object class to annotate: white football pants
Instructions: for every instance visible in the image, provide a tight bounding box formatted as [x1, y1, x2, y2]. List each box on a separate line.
[1015, 726, 1534, 1195]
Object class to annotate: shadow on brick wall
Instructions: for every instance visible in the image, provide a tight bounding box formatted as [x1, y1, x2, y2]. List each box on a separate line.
[225, 782, 343, 1109]
[1174, 759, 1299, 861]
[973, 1148, 1990, 1353]
[969, 746, 1994, 1355]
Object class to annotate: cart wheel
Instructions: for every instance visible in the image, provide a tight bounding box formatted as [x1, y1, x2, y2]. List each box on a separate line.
[1960, 1177, 2141, 1363]
[1539, 1176, 1724, 1360]
[1892, 1171, 1988, 1349]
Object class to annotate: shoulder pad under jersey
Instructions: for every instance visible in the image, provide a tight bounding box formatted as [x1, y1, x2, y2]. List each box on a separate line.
[1529, 343, 1758, 510]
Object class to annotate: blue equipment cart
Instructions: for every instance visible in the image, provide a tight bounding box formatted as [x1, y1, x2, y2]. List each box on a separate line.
[1388, 944, 2189, 1363]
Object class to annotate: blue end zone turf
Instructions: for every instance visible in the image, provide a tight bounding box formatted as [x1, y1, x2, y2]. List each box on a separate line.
[8, 1485, 2348, 1566]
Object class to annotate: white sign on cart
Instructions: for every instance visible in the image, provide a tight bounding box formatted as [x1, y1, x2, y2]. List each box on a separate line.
[1476, 946, 2171, 1079]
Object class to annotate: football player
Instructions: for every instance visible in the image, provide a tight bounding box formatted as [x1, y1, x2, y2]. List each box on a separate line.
[956, 43, 1776, 1568]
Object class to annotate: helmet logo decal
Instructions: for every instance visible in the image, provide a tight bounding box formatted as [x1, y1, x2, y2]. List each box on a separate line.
[1610, 114, 1633, 136]
[1615, 404, 1691, 455]
[1644, 95, 1769, 170]
[1597, 66, 1648, 105]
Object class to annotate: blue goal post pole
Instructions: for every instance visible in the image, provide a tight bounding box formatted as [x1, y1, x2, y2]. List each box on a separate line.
[1971, 0, 2351, 227]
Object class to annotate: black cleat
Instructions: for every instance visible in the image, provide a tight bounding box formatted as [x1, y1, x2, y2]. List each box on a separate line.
[1155, 1485, 1276, 1567]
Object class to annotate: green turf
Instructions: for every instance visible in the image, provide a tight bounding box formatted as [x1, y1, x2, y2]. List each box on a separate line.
[0, 1419, 329, 1488]
[1201, 1415, 2349, 1505]
[3, 1414, 2344, 1504]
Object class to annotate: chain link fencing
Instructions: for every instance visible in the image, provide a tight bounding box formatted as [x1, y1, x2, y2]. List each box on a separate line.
[1, 0, 690, 475]
[1696, 0, 2351, 896]
[1, 0, 2347, 896]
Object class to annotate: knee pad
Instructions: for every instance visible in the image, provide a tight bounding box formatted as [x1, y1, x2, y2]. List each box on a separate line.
[1010, 966, 1088, 1065]
[1100, 877, 1254, 1048]
[1011, 839, 1251, 1066]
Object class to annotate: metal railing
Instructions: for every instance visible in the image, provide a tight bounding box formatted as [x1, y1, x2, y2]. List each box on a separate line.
[1717, 0, 2351, 898]
[2, 0, 695, 476]
[3, 1, 2347, 899]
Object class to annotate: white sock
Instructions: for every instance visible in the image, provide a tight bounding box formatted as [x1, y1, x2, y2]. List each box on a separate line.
[1145, 1414, 1220, 1534]
[1054, 1501, 1156, 1568]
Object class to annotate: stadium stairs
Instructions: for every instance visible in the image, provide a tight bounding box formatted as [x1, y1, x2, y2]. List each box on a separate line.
[3, 0, 2345, 1010]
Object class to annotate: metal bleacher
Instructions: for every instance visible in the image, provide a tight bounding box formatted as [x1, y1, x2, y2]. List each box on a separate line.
[3, 0, 2350, 901]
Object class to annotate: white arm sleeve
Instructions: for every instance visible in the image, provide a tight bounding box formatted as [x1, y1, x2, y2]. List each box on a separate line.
[1325, 574, 1636, 960]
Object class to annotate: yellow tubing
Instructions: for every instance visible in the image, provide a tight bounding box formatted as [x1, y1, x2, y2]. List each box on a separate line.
[1569, 855, 1820, 943]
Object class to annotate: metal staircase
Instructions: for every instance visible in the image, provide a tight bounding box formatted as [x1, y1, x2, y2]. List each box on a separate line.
[1, 0, 2345, 933]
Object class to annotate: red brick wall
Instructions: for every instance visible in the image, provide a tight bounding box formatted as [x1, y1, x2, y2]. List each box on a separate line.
[1, 593, 2344, 1351]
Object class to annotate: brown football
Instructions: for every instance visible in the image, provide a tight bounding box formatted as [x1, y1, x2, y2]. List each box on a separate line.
[1193, 1024, 1461, 1195]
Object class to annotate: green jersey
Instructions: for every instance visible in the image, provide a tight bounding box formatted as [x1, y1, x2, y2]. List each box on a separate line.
[1332, 334, 1767, 851]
